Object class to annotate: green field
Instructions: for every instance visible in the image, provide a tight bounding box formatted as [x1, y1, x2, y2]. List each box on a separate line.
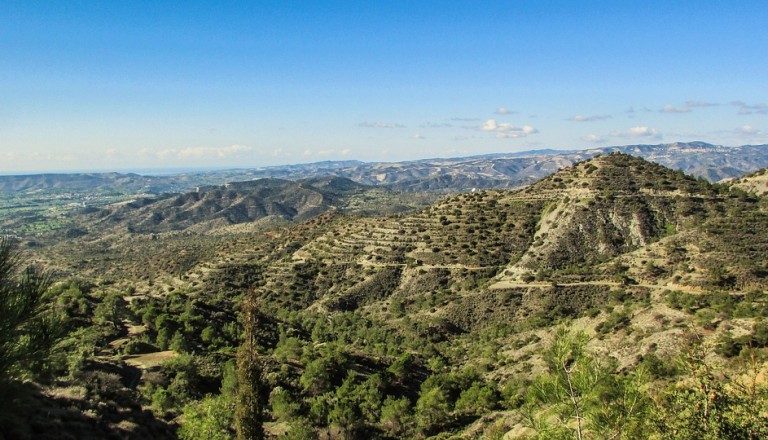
[0, 190, 138, 236]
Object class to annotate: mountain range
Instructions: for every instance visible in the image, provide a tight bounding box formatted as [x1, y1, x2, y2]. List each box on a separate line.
[85, 176, 371, 233]
[12, 151, 768, 439]
[2, 142, 767, 195]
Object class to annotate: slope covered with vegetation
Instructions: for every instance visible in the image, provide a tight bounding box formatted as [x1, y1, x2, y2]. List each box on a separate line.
[2, 154, 767, 439]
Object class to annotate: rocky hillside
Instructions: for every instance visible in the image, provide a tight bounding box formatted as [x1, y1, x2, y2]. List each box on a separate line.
[24, 153, 768, 439]
[79, 177, 373, 233]
[495, 154, 716, 276]
[236, 154, 766, 323]
[215, 153, 766, 437]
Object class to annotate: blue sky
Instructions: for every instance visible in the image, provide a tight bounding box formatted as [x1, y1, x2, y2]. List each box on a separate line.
[1, 1, 767, 172]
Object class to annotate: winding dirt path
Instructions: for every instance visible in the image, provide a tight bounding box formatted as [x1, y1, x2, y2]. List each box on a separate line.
[488, 279, 706, 293]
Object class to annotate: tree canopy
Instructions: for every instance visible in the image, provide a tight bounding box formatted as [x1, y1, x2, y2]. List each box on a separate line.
[0, 238, 60, 384]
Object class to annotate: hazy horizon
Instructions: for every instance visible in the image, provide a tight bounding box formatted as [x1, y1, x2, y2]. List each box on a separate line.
[0, 140, 760, 177]
[2, 1, 767, 173]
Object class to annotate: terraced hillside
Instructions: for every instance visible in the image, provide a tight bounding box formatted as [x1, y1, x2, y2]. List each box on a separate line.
[195, 158, 753, 350]
[17, 155, 768, 439]
[242, 155, 763, 310]
[495, 154, 718, 277]
[220, 153, 768, 437]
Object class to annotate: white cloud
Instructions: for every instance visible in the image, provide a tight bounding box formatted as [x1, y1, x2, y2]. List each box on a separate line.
[628, 126, 661, 137]
[420, 122, 452, 128]
[732, 100, 768, 115]
[14, 151, 77, 164]
[481, 120, 498, 131]
[340, 148, 351, 155]
[685, 100, 718, 108]
[480, 119, 538, 138]
[730, 125, 767, 142]
[155, 149, 176, 160]
[139, 145, 253, 161]
[410, 134, 425, 139]
[302, 149, 312, 156]
[660, 104, 691, 114]
[177, 144, 252, 159]
[569, 114, 611, 122]
[607, 126, 663, 140]
[581, 134, 606, 143]
[495, 107, 516, 115]
[318, 149, 335, 156]
[358, 122, 406, 128]
[660, 100, 719, 114]
[736, 125, 762, 135]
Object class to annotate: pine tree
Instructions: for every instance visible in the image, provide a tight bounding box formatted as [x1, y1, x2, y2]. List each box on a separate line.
[523, 326, 651, 439]
[234, 289, 264, 440]
[0, 238, 59, 382]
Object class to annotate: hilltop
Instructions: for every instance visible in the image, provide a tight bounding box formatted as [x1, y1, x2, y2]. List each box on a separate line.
[45, 176, 438, 237]
[235, 154, 765, 327]
[5, 142, 767, 238]
[219, 153, 768, 437]
[7, 153, 768, 439]
[86, 177, 368, 233]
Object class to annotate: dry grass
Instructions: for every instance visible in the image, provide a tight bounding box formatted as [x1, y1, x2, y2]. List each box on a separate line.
[124, 350, 177, 369]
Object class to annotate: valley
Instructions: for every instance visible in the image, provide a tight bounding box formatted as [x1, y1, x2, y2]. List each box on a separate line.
[3, 142, 767, 239]
[6, 2, 768, 439]
[1, 150, 768, 439]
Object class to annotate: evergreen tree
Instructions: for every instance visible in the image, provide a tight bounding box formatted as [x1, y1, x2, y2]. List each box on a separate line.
[234, 290, 264, 440]
[651, 334, 768, 439]
[178, 395, 233, 440]
[0, 238, 60, 383]
[523, 327, 651, 439]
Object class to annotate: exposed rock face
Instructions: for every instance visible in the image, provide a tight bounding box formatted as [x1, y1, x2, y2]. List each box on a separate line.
[232, 153, 766, 330]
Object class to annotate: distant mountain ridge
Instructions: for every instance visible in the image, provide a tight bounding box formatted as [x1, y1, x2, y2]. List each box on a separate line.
[1, 142, 767, 194]
[251, 142, 768, 191]
[0, 172, 155, 193]
[85, 176, 373, 233]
